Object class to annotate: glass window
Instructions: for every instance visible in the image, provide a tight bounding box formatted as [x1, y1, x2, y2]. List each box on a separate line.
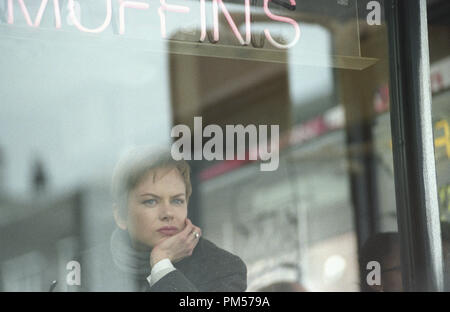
[428, 0, 450, 291]
[0, 0, 442, 292]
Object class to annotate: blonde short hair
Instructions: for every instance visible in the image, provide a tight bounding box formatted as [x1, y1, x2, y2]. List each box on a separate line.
[111, 147, 192, 217]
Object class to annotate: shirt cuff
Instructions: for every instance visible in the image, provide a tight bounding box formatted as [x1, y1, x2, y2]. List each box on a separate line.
[147, 258, 176, 287]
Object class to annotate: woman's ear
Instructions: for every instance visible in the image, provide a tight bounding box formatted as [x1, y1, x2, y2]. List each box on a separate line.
[113, 204, 127, 230]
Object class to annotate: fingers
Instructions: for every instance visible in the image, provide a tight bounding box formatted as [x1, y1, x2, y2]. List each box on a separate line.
[193, 226, 202, 238]
[180, 218, 193, 236]
[179, 218, 202, 245]
[189, 224, 202, 242]
[154, 219, 202, 262]
[187, 226, 201, 255]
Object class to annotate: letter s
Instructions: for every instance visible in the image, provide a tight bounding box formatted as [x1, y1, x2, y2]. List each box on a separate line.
[263, 0, 300, 49]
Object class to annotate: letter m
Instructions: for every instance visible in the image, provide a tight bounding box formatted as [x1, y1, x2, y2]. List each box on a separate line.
[7, 0, 61, 28]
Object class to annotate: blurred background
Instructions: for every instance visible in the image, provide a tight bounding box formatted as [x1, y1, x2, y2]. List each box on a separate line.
[0, 0, 448, 291]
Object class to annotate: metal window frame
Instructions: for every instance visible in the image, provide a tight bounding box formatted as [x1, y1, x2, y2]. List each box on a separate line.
[385, 0, 444, 291]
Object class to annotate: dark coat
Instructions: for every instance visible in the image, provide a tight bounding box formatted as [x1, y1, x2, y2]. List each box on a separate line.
[78, 237, 247, 292]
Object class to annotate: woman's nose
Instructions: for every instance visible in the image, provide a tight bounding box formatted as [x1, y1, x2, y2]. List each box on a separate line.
[159, 201, 174, 220]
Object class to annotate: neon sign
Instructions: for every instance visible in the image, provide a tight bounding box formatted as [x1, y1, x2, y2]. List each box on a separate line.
[7, 0, 62, 28]
[5, 0, 301, 49]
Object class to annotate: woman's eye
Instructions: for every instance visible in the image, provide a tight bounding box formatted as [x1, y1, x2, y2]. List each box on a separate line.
[143, 199, 157, 206]
[172, 199, 185, 205]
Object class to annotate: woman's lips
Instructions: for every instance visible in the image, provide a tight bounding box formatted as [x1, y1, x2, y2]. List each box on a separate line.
[157, 227, 178, 236]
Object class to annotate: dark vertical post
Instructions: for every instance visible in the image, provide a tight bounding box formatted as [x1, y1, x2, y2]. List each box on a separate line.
[385, 0, 443, 291]
[346, 120, 380, 287]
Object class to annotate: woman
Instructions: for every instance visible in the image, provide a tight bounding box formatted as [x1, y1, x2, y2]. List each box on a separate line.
[79, 148, 247, 292]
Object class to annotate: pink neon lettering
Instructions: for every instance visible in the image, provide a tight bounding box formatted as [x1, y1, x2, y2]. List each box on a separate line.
[7, 0, 12, 24]
[263, 0, 300, 49]
[119, 0, 149, 35]
[68, 0, 112, 34]
[244, 0, 251, 45]
[7, 0, 61, 28]
[199, 0, 206, 42]
[212, 0, 219, 41]
[158, 0, 190, 39]
[213, 0, 250, 45]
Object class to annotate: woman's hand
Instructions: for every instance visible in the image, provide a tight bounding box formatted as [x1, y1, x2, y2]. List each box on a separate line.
[150, 219, 202, 267]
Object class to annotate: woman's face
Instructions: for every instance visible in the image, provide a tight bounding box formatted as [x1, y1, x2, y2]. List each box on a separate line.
[121, 167, 188, 249]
